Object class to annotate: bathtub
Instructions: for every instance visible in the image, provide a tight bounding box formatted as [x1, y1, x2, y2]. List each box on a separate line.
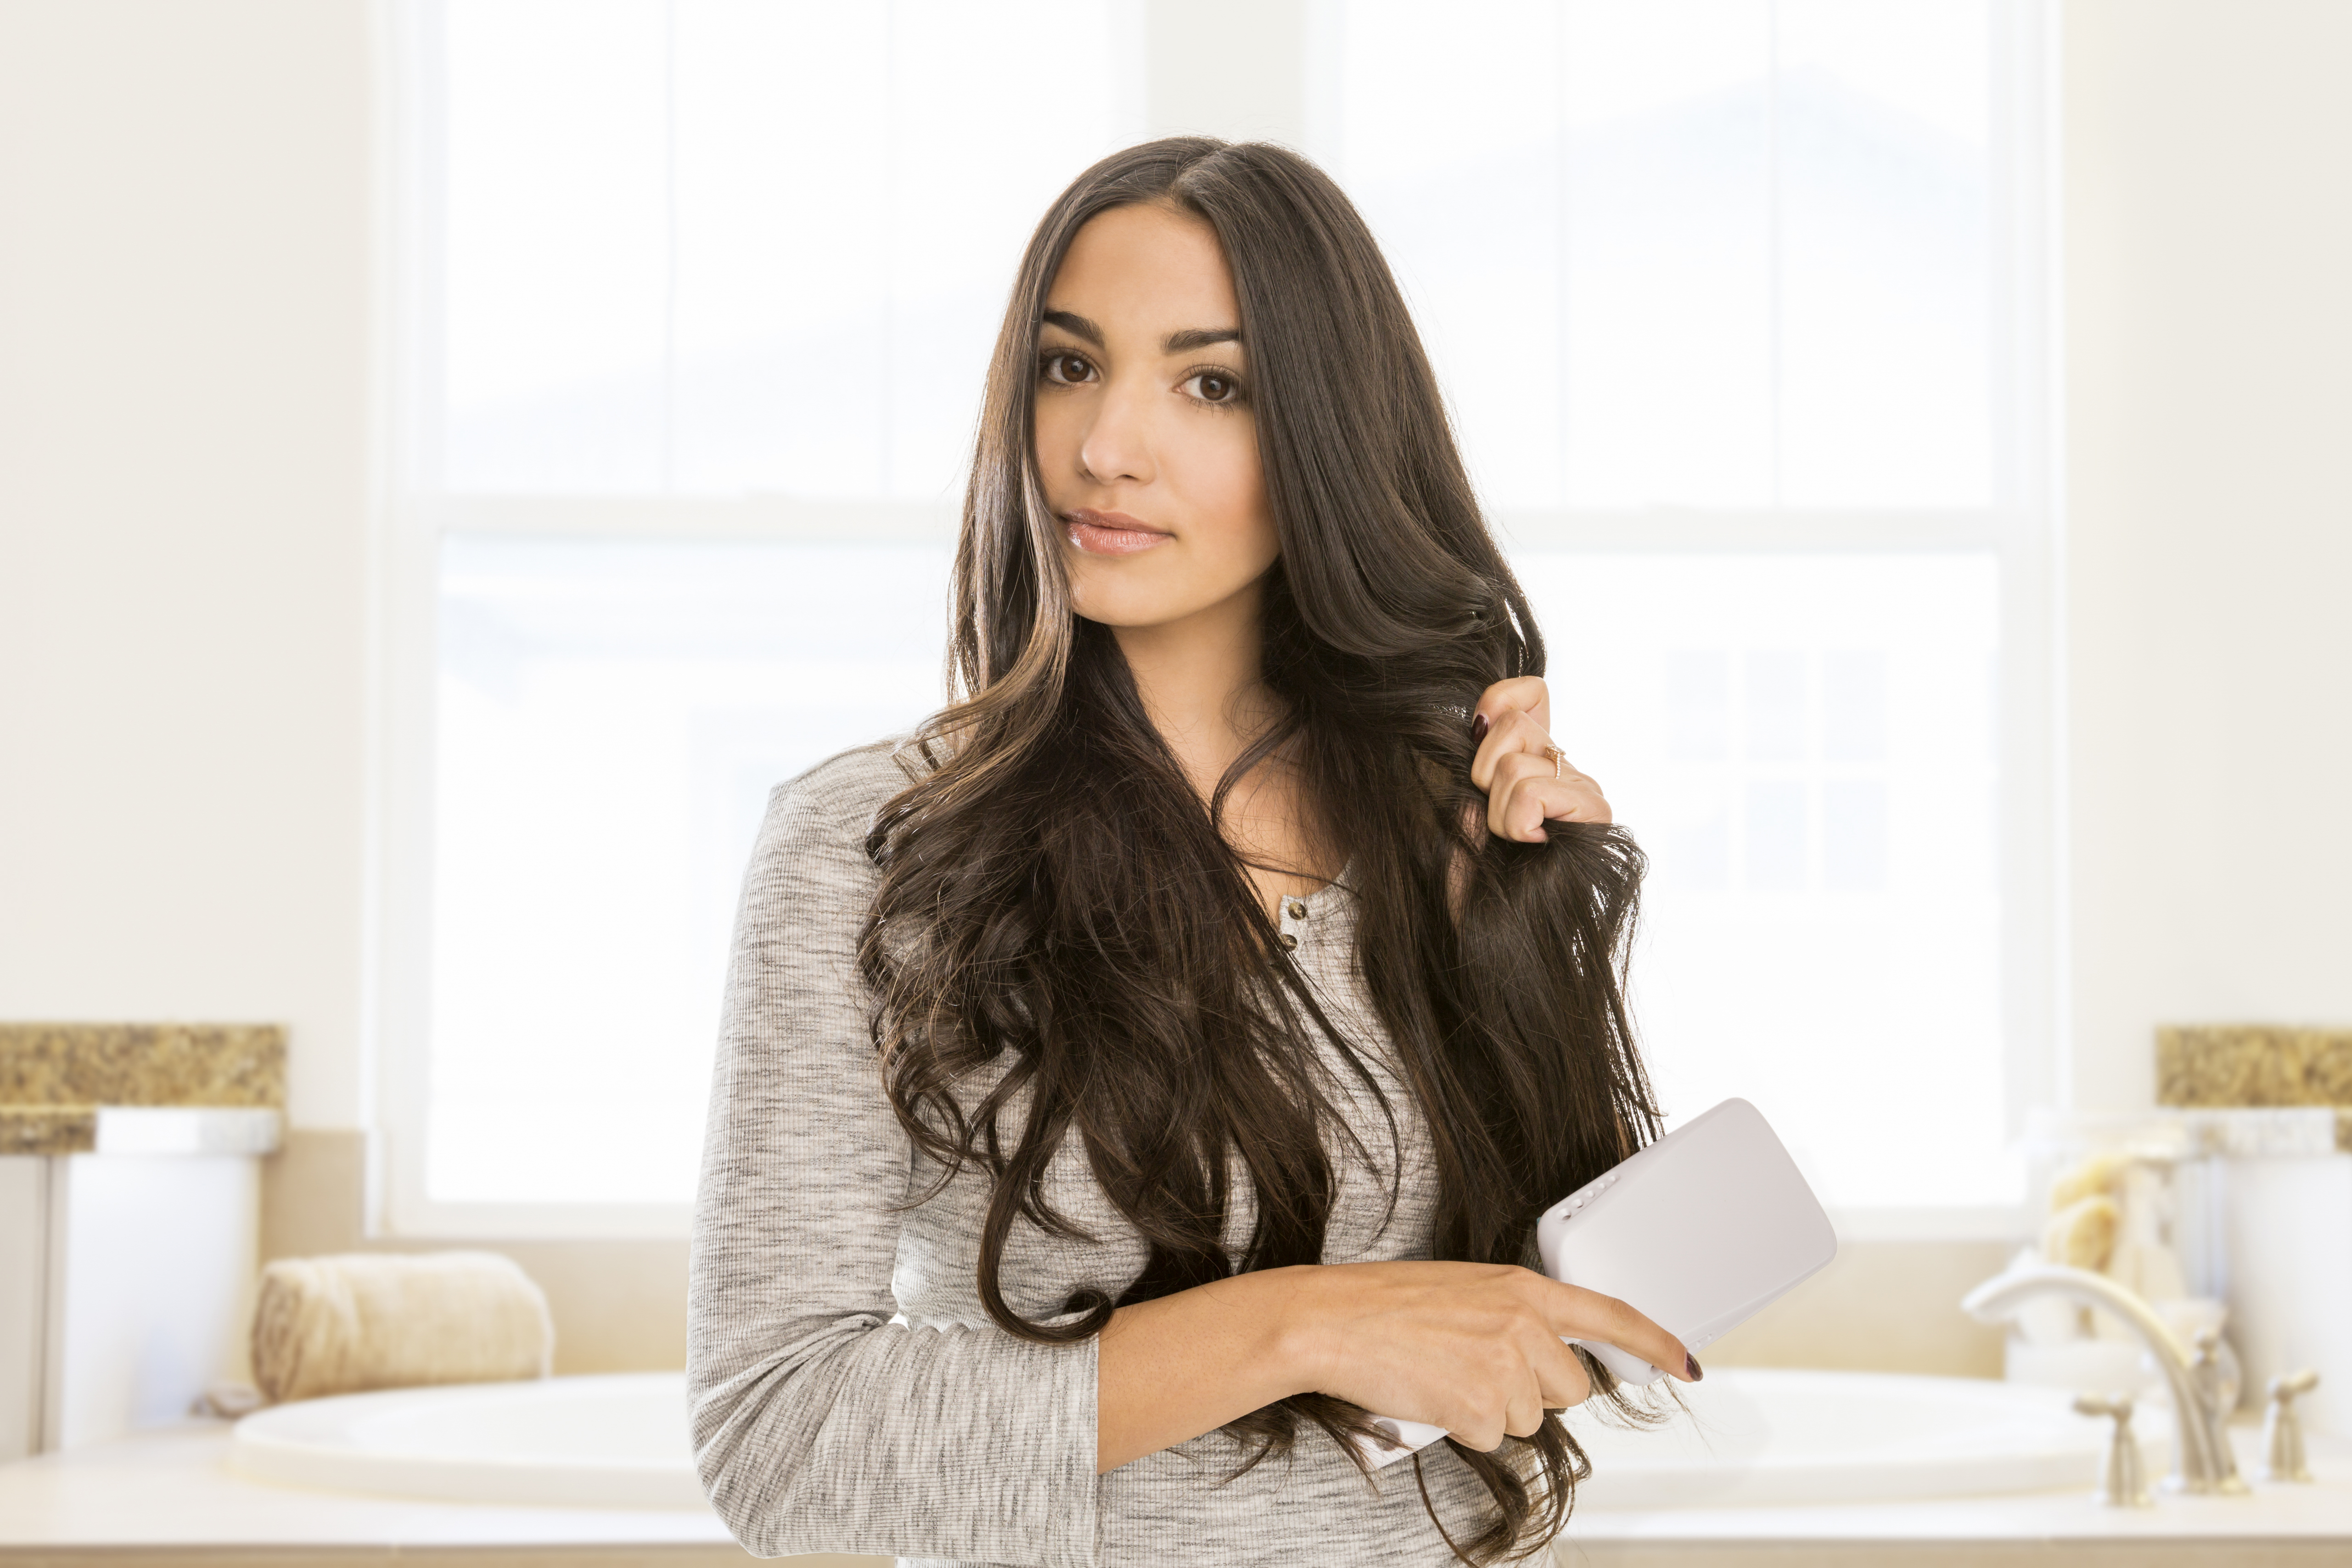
[233, 1373, 707, 1510]
[230, 1368, 2122, 1512]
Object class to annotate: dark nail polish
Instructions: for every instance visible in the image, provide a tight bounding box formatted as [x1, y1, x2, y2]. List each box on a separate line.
[1470, 713, 1489, 745]
[1686, 1353, 1703, 1382]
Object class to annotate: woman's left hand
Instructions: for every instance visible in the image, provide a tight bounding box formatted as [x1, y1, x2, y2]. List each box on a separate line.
[1469, 677, 1611, 843]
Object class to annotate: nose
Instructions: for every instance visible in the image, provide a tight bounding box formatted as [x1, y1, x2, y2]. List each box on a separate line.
[1076, 374, 1155, 488]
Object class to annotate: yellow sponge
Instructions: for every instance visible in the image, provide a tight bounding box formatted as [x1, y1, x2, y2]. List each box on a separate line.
[2043, 1194, 2121, 1272]
[2049, 1152, 2134, 1212]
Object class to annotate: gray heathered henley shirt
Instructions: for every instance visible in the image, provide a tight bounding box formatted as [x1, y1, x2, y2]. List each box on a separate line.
[687, 737, 1510, 1566]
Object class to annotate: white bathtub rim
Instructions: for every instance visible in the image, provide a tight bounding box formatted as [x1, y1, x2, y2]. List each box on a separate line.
[229, 1365, 2127, 1515]
[230, 1372, 710, 1512]
[1562, 1366, 2139, 1510]
[1569, 1438, 2170, 1511]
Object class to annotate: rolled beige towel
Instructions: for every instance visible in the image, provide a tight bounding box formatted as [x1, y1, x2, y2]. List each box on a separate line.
[252, 1251, 554, 1404]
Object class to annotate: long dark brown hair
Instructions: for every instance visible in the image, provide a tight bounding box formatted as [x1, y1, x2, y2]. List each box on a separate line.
[855, 137, 1660, 1563]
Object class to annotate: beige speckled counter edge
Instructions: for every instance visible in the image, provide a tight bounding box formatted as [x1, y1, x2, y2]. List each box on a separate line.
[0, 1023, 285, 1110]
[2157, 1024, 2352, 1151]
[0, 1105, 100, 1156]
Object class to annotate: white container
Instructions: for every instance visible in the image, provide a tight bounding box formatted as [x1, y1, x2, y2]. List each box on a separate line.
[2211, 1151, 2352, 1437]
[0, 1107, 278, 1457]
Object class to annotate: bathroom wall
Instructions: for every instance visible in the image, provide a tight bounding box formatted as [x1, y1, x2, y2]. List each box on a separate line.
[2060, 0, 2352, 1108]
[2, 0, 2347, 1377]
[0, 0, 376, 1134]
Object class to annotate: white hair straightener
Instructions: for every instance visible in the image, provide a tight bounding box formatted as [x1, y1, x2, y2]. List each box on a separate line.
[1357, 1097, 1837, 1468]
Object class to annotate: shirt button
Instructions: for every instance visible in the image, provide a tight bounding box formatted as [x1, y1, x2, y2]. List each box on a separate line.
[1285, 900, 1308, 920]
[1279, 933, 1298, 951]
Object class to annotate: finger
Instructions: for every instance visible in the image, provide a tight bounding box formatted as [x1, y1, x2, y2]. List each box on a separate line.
[1531, 1330, 1593, 1410]
[1488, 753, 1612, 841]
[1469, 701, 1554, 793]
[1446, 1384, 1505, 1452]
[1503, 1365, 1547, 1440]
[1471, 675, 1550, 753]
[1543, 1283, 1695, 1383]
[1491, 770, 1613, 842]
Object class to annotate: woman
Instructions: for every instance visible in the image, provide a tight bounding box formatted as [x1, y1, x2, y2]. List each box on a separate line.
[689, 137, 1695, 1568]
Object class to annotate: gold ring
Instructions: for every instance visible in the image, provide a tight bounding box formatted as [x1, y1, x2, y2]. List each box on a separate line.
[1544, 744, 1566, 781]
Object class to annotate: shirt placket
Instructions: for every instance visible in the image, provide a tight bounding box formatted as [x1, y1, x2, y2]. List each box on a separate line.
[1278, 893, 1310, 954]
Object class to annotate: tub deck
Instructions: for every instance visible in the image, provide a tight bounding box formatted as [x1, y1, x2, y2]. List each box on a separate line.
[1, 1415, 2347, 1567]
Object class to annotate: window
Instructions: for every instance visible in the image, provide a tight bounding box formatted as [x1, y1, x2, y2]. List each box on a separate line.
[1309, 0, 2052, 1218]
[425, 535, 955, 1206]
[384, 0, 1141, 1233]
[385, 0, 2050, 1235]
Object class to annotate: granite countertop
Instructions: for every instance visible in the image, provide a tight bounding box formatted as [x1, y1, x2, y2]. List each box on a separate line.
[0, 1023, 284, 1156]
[2159, 1024, 2352, 1152]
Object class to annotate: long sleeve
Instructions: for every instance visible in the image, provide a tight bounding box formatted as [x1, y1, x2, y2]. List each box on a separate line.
[687, 749, 1101, 1565]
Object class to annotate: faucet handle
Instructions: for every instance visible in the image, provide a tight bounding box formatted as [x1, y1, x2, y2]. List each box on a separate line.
[2270, 1369, 2320, 1401]
[2073, 1393, 2153, 1507]
[2259, 1370, 2320, 1484]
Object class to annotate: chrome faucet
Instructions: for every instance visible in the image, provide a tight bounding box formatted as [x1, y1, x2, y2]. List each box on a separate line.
[1962, 1264, 2248, 1496]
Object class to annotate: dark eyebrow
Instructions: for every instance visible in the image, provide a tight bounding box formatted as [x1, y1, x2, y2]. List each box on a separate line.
[1038, 311, 1244, 356]
[1163, 326, 1242, 353]
[1040, 309, 1103, 347]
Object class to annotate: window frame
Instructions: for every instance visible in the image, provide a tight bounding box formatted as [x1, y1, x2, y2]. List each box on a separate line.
[373, 0, 2059, 1242]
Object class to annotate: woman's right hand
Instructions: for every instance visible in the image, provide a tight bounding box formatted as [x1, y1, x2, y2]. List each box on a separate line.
[1269, 1260, 1696, 1451]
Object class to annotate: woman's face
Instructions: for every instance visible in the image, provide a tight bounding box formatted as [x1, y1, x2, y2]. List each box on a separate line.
[1034, 202, 1279, 633]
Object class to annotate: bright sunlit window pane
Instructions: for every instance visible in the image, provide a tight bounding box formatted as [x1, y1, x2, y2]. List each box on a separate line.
[428, 536, 953, 1203]
[440, 0, 1139, 497]
[1309, 0, 1571, 508]
[1519, 553, 2014, 1205]
[1559, 0, 1777, 508]
[441, 1, 669, 490]
[1317, 0, 1993, 509]
[1777, 0, 1992, 505]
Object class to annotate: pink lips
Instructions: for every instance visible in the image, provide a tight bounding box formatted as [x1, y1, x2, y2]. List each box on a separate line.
[1065, 508, 1172, 556]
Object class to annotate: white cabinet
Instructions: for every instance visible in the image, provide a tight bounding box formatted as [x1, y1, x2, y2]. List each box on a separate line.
[0, 1108, 277, 1458]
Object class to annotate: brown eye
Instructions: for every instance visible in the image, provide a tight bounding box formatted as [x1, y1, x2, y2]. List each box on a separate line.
[1190, 372, 1239, 404]
[1044, 352, 1093, 385]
